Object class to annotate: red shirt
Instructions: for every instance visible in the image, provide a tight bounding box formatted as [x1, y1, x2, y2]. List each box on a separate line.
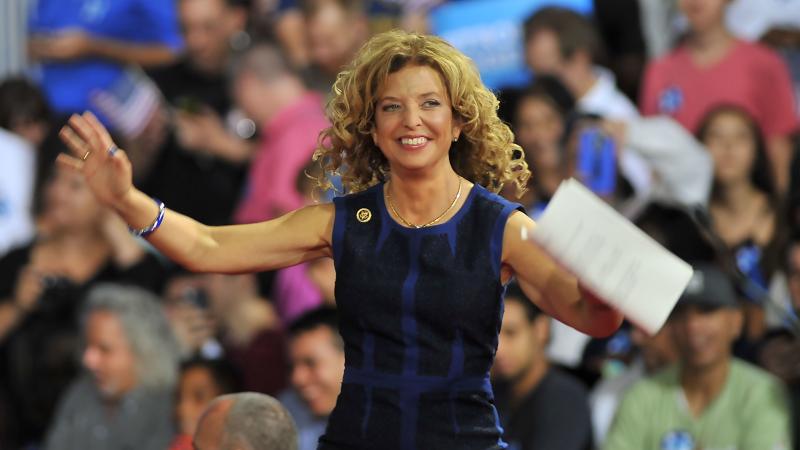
[640, 40, 797, 138]
[234, 92, 329, 223]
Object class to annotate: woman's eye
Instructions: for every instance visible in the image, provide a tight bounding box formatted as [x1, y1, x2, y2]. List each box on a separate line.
[423, 99, 441, 108]
[382, 103, 400, 112]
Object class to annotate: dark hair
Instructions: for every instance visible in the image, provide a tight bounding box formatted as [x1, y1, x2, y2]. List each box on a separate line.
[696, 105, 789, 281]
[180, 357, 241, 394]
[0, 77, 51, 131]
[634, 203, 719, 264]
[696, 105, 778, 203]
[518, 74, 575, 121]
[288, 306, 343, 349]
[523, 6, 605, 64]
[504, 282, 541, 322]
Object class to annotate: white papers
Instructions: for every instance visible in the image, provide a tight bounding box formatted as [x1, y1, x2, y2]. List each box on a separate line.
[524, 179, 693, 335]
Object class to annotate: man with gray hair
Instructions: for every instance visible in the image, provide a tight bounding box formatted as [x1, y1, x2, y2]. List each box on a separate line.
[193, 392, 298, 450]
[44, 284, 180, 450]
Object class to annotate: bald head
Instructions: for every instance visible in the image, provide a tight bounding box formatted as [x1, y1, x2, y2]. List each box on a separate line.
[193, 393, 298, 450]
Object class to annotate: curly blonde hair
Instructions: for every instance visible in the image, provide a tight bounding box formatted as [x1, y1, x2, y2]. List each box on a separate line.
[313, 30, 530, 196]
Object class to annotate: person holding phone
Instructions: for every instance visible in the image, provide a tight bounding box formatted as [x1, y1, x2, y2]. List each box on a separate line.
[58, 30, 623, 449]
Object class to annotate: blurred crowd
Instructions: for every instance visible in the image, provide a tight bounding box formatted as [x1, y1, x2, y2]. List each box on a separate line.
[1, 0, 800, 449]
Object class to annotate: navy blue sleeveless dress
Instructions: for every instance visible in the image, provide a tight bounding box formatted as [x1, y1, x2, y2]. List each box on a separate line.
[321, 182, 523, 450]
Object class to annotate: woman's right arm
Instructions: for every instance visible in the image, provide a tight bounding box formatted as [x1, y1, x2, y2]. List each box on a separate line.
[59, 112, 334, 274]
[120, 188, 334, 273]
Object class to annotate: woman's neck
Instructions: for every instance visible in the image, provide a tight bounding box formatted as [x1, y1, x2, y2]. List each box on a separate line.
[687, 24, 735, 64]
[714, 180, 761, 214]
[387, 165, 463, 224]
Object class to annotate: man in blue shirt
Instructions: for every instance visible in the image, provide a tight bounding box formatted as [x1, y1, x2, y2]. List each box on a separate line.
[28, 0, 182, 123]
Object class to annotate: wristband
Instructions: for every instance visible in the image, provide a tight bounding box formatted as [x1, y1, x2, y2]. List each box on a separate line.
[130, 198, 165, 238]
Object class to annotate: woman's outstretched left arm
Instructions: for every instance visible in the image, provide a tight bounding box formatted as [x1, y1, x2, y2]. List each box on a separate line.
[502, 211, 624, 337]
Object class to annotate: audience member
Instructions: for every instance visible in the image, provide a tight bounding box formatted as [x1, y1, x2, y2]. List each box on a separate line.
[170, 358, 241, 450]
[193, 392, 298, 450]
[300, 0, 370, 94]
[0, 162, 167, 447]
[205, 273, 289, 395]
[697, 105, 787, 341]
[143, 0, 253, 226]
[0, 78, 51, 256]
[44, 284, 180, 450]
[523, 7, 638, 121]
[279, 307, 344, 450]
[148, 0, 252, 163]
[640, 0, 798, 192]
[503, 75, 574, 218]
[604, 264, 792, 450]
[590, 324, 678, 446]
[492, 283, 593, 450]
[232, 42, 329, 223]
[27, 0, 182, 123]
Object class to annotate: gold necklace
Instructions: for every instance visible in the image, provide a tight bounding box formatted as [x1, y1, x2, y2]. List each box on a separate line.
[385, 177, 463, 228]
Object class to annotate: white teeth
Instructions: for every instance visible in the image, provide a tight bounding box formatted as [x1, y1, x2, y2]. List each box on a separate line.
[400, 137, 427, 146]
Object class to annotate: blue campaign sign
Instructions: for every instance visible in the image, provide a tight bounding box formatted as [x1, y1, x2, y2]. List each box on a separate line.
[429, 0, 593, 90]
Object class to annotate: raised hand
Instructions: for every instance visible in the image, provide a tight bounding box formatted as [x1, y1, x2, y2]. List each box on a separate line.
[58, 112, 134, 208]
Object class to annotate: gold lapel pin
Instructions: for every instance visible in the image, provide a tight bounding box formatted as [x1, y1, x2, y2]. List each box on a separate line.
[356, 208, 372, 223]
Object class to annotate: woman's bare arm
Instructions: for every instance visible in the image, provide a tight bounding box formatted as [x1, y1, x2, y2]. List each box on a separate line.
[121, 187, 333, 273]
[502, 211, 623, 337]
[59, 111, 333, 274]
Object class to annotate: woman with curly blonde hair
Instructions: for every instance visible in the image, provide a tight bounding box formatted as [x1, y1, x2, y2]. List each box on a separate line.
[58, 30, 622, 450]
[314, 30, 528, 195]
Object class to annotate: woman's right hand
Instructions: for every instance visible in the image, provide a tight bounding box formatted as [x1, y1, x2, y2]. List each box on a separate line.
[58, 112, 134, 210]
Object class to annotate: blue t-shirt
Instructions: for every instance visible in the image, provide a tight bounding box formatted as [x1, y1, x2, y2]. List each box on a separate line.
[28, 0, 182, 119]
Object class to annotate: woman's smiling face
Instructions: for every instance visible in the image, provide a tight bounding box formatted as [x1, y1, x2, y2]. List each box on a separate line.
[372, 64, 462, 174]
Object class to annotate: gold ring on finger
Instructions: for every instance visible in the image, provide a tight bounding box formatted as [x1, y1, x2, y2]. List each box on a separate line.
[82, 151, 91, 161]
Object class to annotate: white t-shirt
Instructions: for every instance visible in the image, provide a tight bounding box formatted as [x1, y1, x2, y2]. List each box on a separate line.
[0, 128, 36, 257]
[727, 0, 800, 41]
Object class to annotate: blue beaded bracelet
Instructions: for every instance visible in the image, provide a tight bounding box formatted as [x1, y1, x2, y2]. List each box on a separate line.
[130, 198, 165, 238]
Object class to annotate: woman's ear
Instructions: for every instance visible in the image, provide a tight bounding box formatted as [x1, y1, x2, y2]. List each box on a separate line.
[452, 118, 463, 142]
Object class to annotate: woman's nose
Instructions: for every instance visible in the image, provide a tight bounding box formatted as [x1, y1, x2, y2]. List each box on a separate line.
[402, 106, 421, 128]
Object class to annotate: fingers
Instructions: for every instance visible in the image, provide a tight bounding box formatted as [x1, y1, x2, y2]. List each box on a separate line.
[60, 111, 122, 169]
[67, 113, 100, 149]
[56, 153, 84, 171]
[58, 125, 88, 158]
[66, 113, 108, 166]
[83, 111, 114, 149]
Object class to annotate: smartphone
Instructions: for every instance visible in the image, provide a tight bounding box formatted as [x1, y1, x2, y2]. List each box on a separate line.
[576, 127, 616, 197]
